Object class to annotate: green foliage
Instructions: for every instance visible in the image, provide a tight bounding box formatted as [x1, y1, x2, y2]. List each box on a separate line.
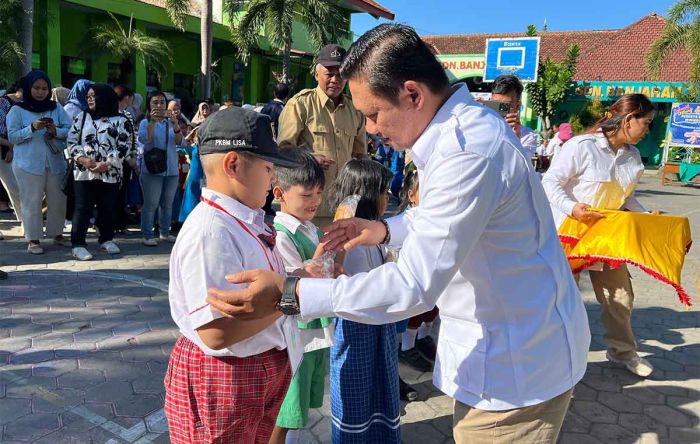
[0, 0, 24, 87]
[526, 24, 537, 37]
[526, 44, 580, 132]
[225, 0, 350, 84]
[83, 13, 173, 78]
[646, 0, 700, 82]
[569, 99, 606, 134]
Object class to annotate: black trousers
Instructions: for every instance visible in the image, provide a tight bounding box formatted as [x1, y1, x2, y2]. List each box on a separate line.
[71, 180, 118, 247]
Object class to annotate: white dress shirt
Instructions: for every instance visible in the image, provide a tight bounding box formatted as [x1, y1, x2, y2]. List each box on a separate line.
[541, 133, 647, 228]
[169, 188, 302, 363]
[298, 84, 590, 411]
[520, 125, 538, 157]
[546, 132, 563, 158]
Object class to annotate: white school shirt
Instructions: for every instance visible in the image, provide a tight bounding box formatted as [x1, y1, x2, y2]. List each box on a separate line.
[273, 211, 334, 353]
[169, 188, 300, 360]
[541, 133, 646, 228]
[273, 212, 321, 273]
[520, 125, 538, 157]
[298, 84, 590, 411]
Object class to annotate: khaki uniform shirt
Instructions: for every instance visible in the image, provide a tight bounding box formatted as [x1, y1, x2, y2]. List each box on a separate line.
[277, 86, 367, 217]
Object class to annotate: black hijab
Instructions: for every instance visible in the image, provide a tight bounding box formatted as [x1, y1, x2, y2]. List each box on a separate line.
[16, 70, 57, 114]
[88, 83, 120, 119]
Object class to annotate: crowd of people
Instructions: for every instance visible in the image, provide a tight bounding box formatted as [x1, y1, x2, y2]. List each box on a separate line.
[0, 71, 233, 265]
[0, 25, 663, 444]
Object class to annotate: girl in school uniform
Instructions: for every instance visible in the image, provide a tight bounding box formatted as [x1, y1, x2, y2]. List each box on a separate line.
[329, 159, 401, 443]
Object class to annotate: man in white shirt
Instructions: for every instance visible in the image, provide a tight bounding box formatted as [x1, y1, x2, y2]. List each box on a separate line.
[491, 74, 539, 157]
[207, 24, 590, 443]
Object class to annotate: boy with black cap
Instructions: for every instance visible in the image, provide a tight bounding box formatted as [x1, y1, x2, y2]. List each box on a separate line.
[163, 107, 304, 443]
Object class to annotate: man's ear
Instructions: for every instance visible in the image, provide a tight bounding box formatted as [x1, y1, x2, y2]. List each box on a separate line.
[403, 81, 425, 110]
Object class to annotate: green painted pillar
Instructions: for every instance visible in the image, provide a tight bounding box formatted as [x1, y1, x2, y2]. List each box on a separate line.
[134, 21, 148, 97]
[45, 0, 62, 84]
[247, 54, 263, 105]
[221, 55, 234, 101]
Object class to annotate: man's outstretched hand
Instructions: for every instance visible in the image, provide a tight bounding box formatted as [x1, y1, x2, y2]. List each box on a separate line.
[207, 270, 285, 320]
[321, 218, 387, 252]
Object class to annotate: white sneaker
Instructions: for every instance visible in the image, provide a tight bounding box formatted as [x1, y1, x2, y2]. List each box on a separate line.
[100, 241, 121, 255]
[27, 243, 43, 254]
[159, 234, 177, 243]
[142, 238, 158, 247]
[72, 247, 93, 261]
[607, 351, 654, 377]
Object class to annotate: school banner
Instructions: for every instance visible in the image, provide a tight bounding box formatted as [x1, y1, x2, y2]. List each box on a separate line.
[670, 102, 700, 146]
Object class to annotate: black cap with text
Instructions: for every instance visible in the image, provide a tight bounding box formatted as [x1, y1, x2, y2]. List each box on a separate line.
[197, 107, 301, 168]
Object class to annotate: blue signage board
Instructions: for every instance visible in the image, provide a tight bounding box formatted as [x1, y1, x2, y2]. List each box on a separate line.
[670, 102, 700, 147]
[484, 37, 540, 83]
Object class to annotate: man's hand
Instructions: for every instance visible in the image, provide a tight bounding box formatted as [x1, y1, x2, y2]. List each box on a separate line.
[313, 154, 335, 170]
[571, 203, 605, 224]
[206, 269, 285, 320]
[321, 217, 386, 252]
[504, 112, 522, 138]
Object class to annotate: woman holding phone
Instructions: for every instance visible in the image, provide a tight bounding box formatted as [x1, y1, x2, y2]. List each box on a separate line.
[6, 70, 71, 254]
[138, 91, 182, 246]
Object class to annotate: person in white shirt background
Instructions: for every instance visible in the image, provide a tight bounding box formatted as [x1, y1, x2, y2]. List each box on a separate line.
[206, 24, 591, 443]
[491, 74, 539, 157]
[542, 93, 657, 378]
[545, 122, 574, 160]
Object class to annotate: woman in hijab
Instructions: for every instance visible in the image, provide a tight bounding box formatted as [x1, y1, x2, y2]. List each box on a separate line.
[64, 79, 94, 122]
[6, 70, 71, 254]
[66, 83, 135, 261]
[185, 101, 211, 144]
[51, 87, 70, 106]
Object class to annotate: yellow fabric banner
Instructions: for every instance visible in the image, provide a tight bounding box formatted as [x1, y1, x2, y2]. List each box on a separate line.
[558, 210, 693, 307]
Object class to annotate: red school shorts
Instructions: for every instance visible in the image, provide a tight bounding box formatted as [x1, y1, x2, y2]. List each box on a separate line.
[164, 335, 291, 444]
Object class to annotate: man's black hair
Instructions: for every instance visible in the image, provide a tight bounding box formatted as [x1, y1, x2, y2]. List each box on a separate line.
[340, 24, 449, 104]
[275, 150, 325, 191]
[492, 75, 523, 97]
[273, 83, 290, 101]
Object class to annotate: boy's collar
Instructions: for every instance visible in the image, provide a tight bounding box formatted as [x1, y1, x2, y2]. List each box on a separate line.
[201, 188, 266, 227]
[274, 211, 314, 234]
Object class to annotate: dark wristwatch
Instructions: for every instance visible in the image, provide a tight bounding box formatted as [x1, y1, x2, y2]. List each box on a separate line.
[277, 276, 301, 315]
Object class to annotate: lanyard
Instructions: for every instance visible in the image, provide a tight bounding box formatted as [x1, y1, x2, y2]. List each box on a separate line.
[199, 196, 282, 272]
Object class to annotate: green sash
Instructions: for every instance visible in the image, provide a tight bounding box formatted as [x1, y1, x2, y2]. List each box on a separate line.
[274, 222, 333, 330]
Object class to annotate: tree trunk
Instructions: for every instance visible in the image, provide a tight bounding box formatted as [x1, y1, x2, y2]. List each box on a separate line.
[200, 0, 213, 99]
[20, 0, 34, 76]
[282, 36, 292, 86]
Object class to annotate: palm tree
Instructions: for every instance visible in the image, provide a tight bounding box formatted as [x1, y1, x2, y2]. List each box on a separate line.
[225, 0, 350, 86]
[646, 0, 700, 82]
[0, 0, 24, 85]
[165, 0, 214, 99]
[83, 13, 173, 82]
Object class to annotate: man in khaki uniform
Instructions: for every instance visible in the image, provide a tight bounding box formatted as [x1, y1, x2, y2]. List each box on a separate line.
[277, 44, 367, 217]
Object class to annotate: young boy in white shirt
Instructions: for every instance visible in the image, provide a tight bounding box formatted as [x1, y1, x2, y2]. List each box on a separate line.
[164, 107, 303, 443]
[269, 152, 333, 444]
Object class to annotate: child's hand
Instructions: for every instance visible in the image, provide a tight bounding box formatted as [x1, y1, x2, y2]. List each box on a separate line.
[312, 242, 328, 259]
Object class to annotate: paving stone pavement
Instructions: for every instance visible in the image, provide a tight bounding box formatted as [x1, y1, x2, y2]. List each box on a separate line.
[0, 176, 698, 443]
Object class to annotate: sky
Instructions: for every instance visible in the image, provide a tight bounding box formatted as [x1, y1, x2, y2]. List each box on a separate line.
[350, 0, 677, 39]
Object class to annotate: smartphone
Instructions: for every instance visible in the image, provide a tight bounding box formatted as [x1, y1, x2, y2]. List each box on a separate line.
[39, 117, 54, 124]
[483, 100, 511, 117]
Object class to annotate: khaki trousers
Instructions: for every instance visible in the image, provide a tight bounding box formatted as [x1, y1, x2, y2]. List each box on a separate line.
[452, 388, 573, 444]
[13, 167, 66, 242]
[589, 263, 637, 361]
